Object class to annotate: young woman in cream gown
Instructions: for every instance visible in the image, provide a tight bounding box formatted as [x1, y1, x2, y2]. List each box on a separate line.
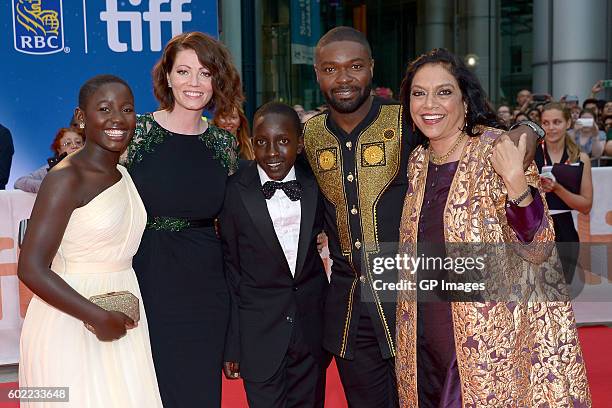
[18, 75, 163, 408]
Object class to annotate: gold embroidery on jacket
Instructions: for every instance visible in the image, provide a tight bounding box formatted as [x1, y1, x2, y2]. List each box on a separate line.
[304, 115, 351, 256]
[317, 148, 338, 172]
[361, 142, 386, 167]
[356, 104, 403, 356]
[304, 105, 404, 358]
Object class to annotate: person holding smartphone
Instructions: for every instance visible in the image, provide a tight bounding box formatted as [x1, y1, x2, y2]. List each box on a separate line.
[570, 108, 606, 158]
[537, 102, 593, 286]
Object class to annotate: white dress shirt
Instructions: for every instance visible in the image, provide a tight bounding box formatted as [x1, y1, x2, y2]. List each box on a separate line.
[257, 165, 301, 277]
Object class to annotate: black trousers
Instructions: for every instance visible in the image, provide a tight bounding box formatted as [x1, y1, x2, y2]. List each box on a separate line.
[243, 324, 327, 408]
[335, 303, 399, 408]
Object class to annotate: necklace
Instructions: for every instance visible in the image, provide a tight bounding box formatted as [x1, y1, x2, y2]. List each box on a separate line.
[430, 132, 466, 165]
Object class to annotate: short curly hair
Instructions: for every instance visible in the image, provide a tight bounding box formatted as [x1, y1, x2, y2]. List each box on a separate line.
[152, 31, 243, 117]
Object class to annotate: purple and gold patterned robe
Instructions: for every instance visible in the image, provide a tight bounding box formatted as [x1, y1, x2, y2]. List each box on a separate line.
[395, 127, 591, 407]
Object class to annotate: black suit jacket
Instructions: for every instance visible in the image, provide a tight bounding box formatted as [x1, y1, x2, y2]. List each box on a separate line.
[219, 160, 329, 382]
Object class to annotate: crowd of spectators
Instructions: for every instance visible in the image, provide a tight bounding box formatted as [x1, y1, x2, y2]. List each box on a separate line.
[497, 80, 612, 162]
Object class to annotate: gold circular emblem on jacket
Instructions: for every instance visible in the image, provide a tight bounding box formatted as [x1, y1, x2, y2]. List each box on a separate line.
[319, 150, 336, 170]
[363, 145, 384, 165]
[383, 129, 395, 139]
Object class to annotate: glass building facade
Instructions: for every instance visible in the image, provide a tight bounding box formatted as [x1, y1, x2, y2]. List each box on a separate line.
[249, 0, 417, 111]
[220, 0, 612, 117]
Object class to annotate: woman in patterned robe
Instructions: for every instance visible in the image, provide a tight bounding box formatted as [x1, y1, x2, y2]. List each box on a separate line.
[394, 49, 591, 407]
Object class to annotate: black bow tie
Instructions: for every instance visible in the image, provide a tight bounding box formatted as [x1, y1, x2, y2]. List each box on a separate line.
[261, 180, 302, 201]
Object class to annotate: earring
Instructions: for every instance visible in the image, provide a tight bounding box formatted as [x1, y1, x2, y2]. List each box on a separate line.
[168, 81, 172, 88]
[79, 123, 85, 129]
[412, 121, 415, 133]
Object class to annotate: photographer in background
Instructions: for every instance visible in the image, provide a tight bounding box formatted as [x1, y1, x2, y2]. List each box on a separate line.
[561, 94, 580, 110]
[569, 109, 606, 158]
[516, 88, 532, 112]
[497, 104, 512, 126]
[569, 105, 582, 127]
[527, 107, 542, 124]
[513, 111, 529, 125]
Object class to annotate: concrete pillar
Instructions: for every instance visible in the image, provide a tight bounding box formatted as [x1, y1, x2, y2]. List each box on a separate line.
[416, 0, 454, 54]
[460, 0, 500, 101]
[532, 0, 608, 101]
[220, 0, 243, 79]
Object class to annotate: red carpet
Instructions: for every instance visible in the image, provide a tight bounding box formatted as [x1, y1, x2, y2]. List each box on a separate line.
[576, 326, 612, 407]
[2, 327, 610, 407]
[221, 359, 348, 408]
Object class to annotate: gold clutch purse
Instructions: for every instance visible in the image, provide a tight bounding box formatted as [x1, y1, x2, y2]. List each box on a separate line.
[86, 291, 140, 331]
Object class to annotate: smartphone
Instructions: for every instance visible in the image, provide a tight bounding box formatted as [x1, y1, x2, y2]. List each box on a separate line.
[575, 118, 594, 127]
[540, 166, 556, 182]
[532, 94, 548, 102]
[602, 79, 612, 88]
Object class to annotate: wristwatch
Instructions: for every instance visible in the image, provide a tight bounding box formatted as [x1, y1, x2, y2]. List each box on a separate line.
[509, 120, 545, 141]
[508, 187, 532, 207]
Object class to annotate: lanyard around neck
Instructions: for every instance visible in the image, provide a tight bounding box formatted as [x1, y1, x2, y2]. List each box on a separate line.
[542, 140, 570, 166]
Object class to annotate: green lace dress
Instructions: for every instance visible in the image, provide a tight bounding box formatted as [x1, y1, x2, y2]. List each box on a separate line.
[124, 113, 238, 407]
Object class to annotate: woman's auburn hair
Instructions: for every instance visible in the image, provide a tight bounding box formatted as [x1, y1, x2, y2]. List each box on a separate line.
[399, 48, 501, 147]
[152, 31, 244, 117]
[50, 127, 85, 154]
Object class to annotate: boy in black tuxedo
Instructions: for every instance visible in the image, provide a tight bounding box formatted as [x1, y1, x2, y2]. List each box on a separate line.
[220, 102, 329, 407]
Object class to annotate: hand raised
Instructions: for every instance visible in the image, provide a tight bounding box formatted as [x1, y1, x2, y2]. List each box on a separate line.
[491, 133, 527, 182]
[504, 125, 538, 170]
[592, 80, 603, 95]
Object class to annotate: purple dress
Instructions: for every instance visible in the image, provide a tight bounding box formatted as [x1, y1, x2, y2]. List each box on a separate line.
[416, 160, 544, 408]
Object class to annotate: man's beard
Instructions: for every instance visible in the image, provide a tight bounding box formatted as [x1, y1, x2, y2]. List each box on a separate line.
[324, 83, 372, 114]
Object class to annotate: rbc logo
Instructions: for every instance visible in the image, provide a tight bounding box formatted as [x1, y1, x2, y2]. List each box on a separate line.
[100, 0, 192, 53]
[11, 0, 64, 55]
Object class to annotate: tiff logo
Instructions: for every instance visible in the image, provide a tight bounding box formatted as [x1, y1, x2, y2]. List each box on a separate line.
[100, 0, 191, 52]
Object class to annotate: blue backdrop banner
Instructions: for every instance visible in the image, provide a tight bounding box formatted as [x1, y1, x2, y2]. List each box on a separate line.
[1, 0, 218, 188]
[290, 0, 320, 65]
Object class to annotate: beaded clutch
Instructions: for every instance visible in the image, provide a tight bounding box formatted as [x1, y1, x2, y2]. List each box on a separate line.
[86, 291, 140, 331]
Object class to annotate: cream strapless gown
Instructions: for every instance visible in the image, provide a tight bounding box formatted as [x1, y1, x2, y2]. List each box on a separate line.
[19, 165, 163, 407]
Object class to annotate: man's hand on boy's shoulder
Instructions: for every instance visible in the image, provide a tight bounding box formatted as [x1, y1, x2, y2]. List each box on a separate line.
[223, 361, 241, 379]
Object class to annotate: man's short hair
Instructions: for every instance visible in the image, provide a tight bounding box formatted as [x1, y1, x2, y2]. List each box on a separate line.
[315, 26, 372, 62]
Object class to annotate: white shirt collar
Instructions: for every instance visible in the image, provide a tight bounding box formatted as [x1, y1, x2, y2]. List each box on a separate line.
[257, 164, 297, 185]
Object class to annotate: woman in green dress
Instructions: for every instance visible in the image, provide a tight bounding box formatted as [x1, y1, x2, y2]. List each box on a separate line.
[122, 32, 243, 408]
